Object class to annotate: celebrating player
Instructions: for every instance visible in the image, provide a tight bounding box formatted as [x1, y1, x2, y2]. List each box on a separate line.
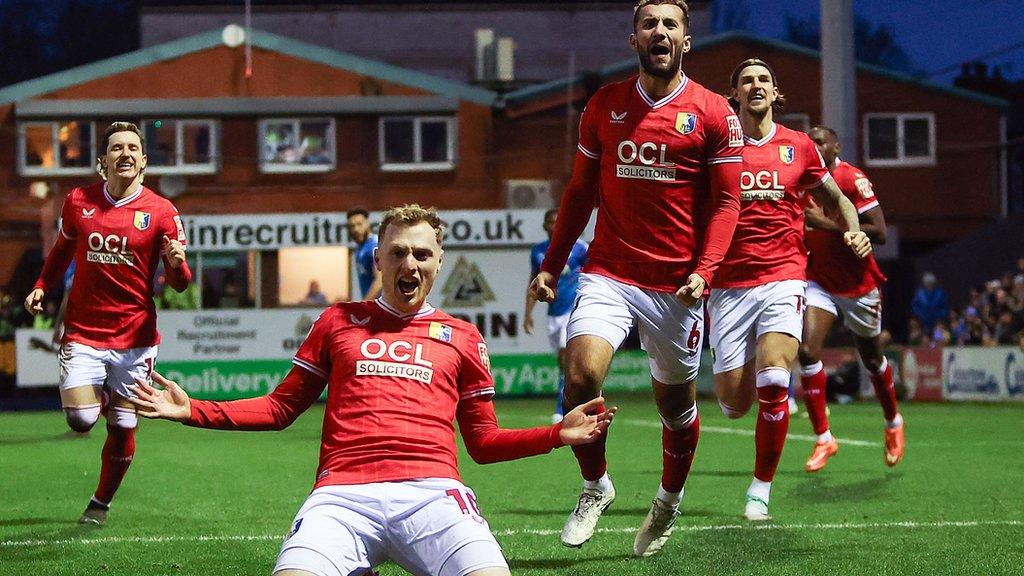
[347, 208, 382, 300]
[798, 125, 904, 471]
[129, 204, 616, 576]
[24, 121, 192, 525]
[708, 60, 870, 521]
[524, 208, 588, 423]
[530, 0, 744, 556]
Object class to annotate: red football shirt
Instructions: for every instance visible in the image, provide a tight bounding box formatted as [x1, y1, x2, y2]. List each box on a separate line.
[543, 74, 744, 291]
[35, 183, 187, 349]
[805, 159, 887, 297]
[187, 299, 565, 487]
[714, 123, 830, 288]
[291, 300, 498, 486]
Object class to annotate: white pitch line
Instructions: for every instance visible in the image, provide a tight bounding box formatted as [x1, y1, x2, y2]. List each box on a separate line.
[493, 519, 1024, 537]
[621, 419, 882, 447]
[4, 520, 1020, 548]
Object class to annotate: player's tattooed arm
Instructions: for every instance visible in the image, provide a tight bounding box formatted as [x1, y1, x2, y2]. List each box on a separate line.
[809, 179, 871, 258]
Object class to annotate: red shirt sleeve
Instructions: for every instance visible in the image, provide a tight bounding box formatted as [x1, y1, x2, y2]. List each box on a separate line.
[35, 191, 79, 292]
[540, 94, 602, 278]
[694, 97, 744, 285]
[187, 364, 326, 430]
[292, 308, 336, 381]
[456, 394, 564, 464]
[160, 203, 192, 291]
[848, 167, 880, 214]
[458, 325, 496, 401]
[798, 135, 832, 190]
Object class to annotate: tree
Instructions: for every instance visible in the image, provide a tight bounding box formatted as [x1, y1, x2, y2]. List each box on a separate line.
[785, 13, 915, 73]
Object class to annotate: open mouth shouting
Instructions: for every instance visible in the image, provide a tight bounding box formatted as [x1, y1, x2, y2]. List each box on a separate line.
[396, 276, 421, 298]
[649, 42, 671, 60]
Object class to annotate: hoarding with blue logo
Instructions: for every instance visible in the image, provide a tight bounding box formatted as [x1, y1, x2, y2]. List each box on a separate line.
[943, 347, 1024, 401]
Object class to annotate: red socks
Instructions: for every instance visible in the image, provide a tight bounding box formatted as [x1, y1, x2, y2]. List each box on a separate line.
[800, 361, 831, 435]
[755, 368, 790, 482]
[93, 424, 136, 505]
[871, 358, 899, 422]
[661, 410, 700, 493]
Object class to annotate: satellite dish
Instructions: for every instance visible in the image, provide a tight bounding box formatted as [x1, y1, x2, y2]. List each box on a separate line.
[222, 24, 246, 48]
[159, 175, 188, 199]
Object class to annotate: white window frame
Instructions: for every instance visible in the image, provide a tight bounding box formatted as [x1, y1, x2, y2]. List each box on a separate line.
[378, 116, 457, 172]
[778, 113, 810, 132]
[17, 121, 97, 176]
[863, 112, 936, 168]
[258, 117, 336, 174]
[142, 119, 219, 175]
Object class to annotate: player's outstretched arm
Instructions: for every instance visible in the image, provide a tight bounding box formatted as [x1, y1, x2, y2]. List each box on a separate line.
[128, 372, 192, 422]
[456, 395, 616, 464]
[558, 397, 618, 445]
[809, 179, 871, 258]
[129, 366, 326, 431]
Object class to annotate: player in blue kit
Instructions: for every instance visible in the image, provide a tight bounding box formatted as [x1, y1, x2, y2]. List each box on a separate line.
[347, 209, 382, 300]
[525, 209, 588, 423]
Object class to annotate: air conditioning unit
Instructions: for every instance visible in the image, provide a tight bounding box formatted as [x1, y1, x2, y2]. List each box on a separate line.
[505, 180, 554, 209]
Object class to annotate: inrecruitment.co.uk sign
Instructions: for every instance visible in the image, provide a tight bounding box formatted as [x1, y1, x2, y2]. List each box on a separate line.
[180, 209, 555, 252]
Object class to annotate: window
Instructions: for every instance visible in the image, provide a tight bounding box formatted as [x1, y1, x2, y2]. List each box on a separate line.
[18, 121, 96, 176]
[777, 113, 810, 132]
[864, 113, 935, 167]
[142, 119, 218, 174]
[379, 116, 457, 171]
[259, 118, 335, 173]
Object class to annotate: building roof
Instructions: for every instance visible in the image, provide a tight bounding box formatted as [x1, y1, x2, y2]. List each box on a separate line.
[0, 27, 499, 107]
[502, 30, 1009, 110]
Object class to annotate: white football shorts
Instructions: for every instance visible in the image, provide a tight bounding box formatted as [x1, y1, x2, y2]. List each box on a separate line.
[805, 280, 883, 338]
[708, 280, 806, 374]
[547, 313, 570, 351]
[274, 478, 507, 576]
[566, 272, 704, 385]
[58, 342, 157, 399]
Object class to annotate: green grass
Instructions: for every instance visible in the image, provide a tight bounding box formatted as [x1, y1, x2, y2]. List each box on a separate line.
[2, 394, 1023, 575]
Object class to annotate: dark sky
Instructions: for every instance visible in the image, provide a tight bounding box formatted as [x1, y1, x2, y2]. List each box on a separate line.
[737, 0, 1024, 84]
[2, 0, 1022, 88]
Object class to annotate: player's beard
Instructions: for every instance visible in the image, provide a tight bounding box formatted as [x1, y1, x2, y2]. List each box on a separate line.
[637, 45, 683, 80]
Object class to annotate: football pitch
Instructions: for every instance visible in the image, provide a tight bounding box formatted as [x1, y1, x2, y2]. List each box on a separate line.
[2, 394, 1022, 576]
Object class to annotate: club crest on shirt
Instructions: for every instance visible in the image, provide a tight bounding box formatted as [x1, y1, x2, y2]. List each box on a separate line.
[779, 145, 795, 165]
[675, 112, 697, 135]
[429, 322, 453, 343]
[133, 211, 151, 231]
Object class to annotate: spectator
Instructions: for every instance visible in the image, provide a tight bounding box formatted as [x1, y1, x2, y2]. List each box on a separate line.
[907, 317, 927, 346]
[911, 272, 949, 333]
[301, 280, 328, 306]
[931, 320, 952, 346]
